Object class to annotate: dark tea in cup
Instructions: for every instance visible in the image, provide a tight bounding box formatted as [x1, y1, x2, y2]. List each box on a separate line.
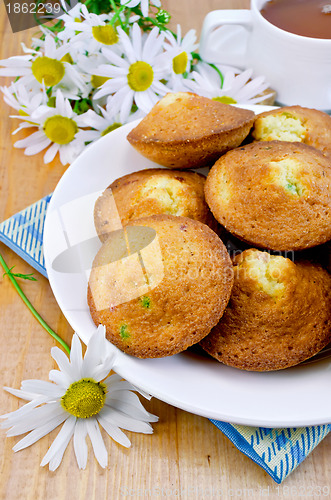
[260, 0, 331, 39]
[199, 0, 331, 109]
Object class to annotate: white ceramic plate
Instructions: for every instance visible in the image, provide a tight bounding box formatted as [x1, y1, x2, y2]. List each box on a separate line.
[44, 105, 331, 428]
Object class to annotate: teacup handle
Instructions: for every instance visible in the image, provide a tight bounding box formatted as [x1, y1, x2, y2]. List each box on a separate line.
[199, 10, 253, 68]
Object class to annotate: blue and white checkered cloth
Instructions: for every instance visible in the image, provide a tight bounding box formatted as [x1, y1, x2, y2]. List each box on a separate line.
[0, 194, 330, 483]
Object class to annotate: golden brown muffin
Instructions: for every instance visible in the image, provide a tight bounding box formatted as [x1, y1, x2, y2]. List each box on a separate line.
[200, 249, 331, 371]
[205, 141, 331, 251]
[127, 92, 255, 169]
[252, 105, 331, 158]
[94, 168, 216, 242]
[88, 214, 234, 358]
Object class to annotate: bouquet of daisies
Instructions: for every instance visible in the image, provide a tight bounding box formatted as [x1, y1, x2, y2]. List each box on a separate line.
[0, 0, 272, 166]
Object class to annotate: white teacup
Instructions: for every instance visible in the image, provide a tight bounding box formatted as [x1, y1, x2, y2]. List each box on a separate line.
[199, 0, 331, 111]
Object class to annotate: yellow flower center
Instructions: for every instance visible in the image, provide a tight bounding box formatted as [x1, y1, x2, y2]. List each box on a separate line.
[127, 61, 154, 92]
[18, 108, 38, 125]
[43, 115, 78, 144]
[31, 56, 65, 87]
[213, 96, 237, 104]
[61, 53, 74, 64]
[91, 74, 110, 88]
[61, 378, 107, 418]
[92, 25, 119, 45]
[172, 51, 188, 75]
[101, 122, 122, 136]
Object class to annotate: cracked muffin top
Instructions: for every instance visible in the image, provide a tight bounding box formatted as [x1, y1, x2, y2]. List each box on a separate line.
[205, 140, 331, 251]
[94, 168, 217, 242]
[200, 249, 331, 371]
[88, 214, 233, 358]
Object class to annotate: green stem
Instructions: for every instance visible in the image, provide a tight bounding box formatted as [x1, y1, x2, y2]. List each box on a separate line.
[143, 16, 174, 33]
[109, 0, 126, 29]
[208, 63, 224, 88]
[0, 253, 71, 355]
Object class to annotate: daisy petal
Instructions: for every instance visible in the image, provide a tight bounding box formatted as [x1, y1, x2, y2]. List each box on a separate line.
[142, 27, 160, 61]
[7, 404, 66, 436]
[119, 88, 134, 122]
[118, 27, 136, 64]
[131, 22, 142, 60]
[44, 143, 59, 164]
[106, 392, 158, 422]
[3, 386, 42, 402]
[20, 380, 64, 399]
[24, 138, 51, 156]
[86, 418, 108, 468]
[81, 325, 108, 376]
[97, 414, 131, 448]
[48, 368, 71, 388]
[89, 355, 115, 382]
[101, 407, 154, 433]
[73, 419, 88, 469]
[14, 130, 46, 148]
[69, 334, 83, 378]
[134, 90, 154, 114]
[13, 412, 68, 452]
[0, 396, 49, 423]
[51, 347, 75, 381]
[140, 0, 149, 18]
[40, 415, 76, 471]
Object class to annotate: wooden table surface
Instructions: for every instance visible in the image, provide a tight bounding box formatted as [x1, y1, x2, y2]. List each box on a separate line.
[1, 1, 331, 499]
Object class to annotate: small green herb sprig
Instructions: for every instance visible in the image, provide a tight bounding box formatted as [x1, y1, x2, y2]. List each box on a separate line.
[0, 252, 70, 354]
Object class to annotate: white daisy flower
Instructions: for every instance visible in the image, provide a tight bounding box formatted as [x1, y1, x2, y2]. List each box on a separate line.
[13, 89, 86, 166]
[93, 23, 171, 121]
[120, 0, 161, 18]
[1, 83, 47, 115]
[56, 3, 85, 43]
[75, 51, 111, 94]
[163, 25, 198, 91]
[0, 35, 87, 99]
[185, 62, 272, 105]
[0, 325, 158, 471]
[77, 100, 143, 143]
[58, 1, 84, 21]
[62, 5, 121, 54]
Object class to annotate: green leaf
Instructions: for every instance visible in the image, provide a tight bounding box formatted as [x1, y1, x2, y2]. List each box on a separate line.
[73, 98, 93, 115]
[3, 266, 37, 281]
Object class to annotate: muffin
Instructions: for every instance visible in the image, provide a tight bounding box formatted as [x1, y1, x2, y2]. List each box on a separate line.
[205, 141, 331, 251]
[127, 92, 255, 169]
[200, 249, 331, 371]
[88, 214, 234, 358]
[94, 168, 216, 242]
[252, 105, 331, 158]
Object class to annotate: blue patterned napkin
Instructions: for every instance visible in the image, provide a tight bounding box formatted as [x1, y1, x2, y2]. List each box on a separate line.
[1, 194, 330, 483]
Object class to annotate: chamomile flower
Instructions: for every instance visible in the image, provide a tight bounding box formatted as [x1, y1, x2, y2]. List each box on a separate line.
[56, 3, 85, 43]
[77, 101, 143, 143]
[58, 1, 84, 22]
[1, 83, 47, 115]
[0, 325, 158, 471]
[120, 0, 161, 18]
[93, 23, 171, 121]
[163, 24, 198, 91]
[185, 62, 271, 104]
[13, 89, 86, 165]
[0, 35, 87, 99]
[75, 51, 110, 95]
[63, 5, 121, 54]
